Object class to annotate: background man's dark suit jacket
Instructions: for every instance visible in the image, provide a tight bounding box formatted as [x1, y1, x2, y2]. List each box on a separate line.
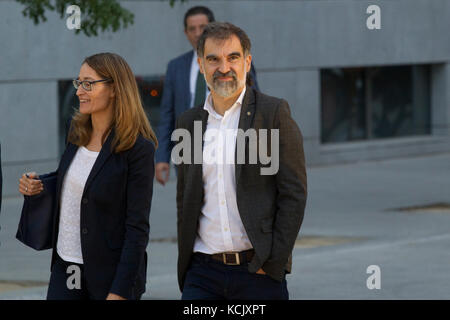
[155, 50, 259, 164]
[175, 87, 307, 291]
[48, 127, 155, 299]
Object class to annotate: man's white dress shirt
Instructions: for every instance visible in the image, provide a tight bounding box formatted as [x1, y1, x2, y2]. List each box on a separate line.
[193, 87, 253, 254]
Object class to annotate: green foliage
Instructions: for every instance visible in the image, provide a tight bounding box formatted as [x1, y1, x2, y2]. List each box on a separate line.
[169, 0, 186, 7]
[16, 0, 186, 37]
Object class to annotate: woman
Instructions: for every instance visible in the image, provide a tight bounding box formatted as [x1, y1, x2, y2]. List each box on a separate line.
[18, 52, 157, 300]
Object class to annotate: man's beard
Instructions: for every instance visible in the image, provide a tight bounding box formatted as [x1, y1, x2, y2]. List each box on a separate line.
[203, 64, 247, 98]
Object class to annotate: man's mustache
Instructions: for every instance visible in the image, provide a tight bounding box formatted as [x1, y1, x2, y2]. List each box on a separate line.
[213, 70, 237, 81]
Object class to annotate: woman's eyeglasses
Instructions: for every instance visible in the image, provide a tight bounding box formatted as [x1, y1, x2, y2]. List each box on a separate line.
[73, 78, 113, 91]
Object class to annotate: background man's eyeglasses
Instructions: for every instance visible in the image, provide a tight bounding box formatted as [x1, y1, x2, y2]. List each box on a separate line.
[73, 78, 113, 91]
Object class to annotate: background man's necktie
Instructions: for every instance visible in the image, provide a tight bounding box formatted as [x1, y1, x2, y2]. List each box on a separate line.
[194, 70, 206, 107]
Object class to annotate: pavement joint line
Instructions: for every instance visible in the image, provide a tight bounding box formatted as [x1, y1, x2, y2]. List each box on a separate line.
[293, 232, 450, 261]
[147, 274, 178, 285]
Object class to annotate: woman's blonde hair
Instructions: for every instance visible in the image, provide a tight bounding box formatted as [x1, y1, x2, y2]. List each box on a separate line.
[68, 52, 158, 152]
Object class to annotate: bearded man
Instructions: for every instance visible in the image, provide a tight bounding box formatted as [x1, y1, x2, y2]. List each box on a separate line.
[174, 22, 307, 300]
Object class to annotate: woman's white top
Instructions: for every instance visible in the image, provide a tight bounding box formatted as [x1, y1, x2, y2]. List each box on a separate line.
[57, 146, 99, 264]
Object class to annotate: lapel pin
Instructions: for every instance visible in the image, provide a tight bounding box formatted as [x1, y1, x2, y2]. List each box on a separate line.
[247, 111, 251, 116]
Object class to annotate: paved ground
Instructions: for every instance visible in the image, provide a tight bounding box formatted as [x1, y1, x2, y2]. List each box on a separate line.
[1, 152, 450, 300]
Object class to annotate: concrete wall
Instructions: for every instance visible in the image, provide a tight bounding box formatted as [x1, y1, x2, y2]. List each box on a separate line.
[1, 0, 450, 197]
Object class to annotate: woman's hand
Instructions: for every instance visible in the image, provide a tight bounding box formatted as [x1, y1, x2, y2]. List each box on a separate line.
[106, 293, 127, 300]
[18, 172, 43, 196]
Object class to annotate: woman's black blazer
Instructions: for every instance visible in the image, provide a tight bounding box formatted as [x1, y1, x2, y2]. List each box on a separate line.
[49, 127, 155, 300]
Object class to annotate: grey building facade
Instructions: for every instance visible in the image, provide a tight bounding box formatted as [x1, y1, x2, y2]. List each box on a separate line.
[1, 0, 449, 198]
